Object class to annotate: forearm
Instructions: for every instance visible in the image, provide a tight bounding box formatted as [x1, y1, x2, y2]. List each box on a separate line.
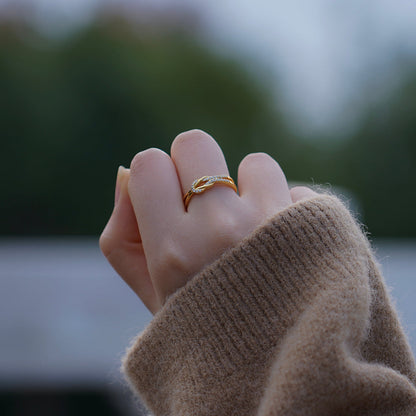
[123, 195, 416, 415]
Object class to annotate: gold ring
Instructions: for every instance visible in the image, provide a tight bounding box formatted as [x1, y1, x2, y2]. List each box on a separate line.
[183, 175, 237, 210]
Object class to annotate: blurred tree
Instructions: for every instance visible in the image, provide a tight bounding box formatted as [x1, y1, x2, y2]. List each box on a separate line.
[340, 74, 416, 237]
[1, 16, 415, 237]
[287, 73, 416, 237]
[0, 17, 288, 235]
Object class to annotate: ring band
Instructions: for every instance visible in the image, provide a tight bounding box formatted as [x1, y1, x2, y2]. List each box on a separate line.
[183, 175, 237, 210]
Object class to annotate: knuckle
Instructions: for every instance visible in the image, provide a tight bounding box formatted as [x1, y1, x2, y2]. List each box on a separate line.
[129, 148, 167, 177]
[152, 241, 189, 278]
[210, 214, 242, 247]
[291, 185, 309, 193]
[171, 129, 212, 154]
[290, 185, 316, 201]
[239, 152, 285, 180]
[241, 152, 277, 168]
[99, 232, 115, 259]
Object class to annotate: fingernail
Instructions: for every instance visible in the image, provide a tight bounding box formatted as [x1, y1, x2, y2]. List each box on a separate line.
[115, 166, 128, 205]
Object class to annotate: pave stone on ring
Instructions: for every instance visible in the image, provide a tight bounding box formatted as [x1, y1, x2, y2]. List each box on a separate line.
[183, 175, 237, 210]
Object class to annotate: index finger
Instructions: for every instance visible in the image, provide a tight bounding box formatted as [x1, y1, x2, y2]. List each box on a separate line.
[128, 148, 184, 263]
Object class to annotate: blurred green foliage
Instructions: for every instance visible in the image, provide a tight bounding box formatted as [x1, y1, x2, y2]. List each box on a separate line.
[0, 19, 288, 235]
[0, 18, 415, 236]
[339, 77, 416, 236]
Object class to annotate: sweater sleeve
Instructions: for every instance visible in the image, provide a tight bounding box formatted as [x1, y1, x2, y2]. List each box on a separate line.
[122, 195, 416, 416]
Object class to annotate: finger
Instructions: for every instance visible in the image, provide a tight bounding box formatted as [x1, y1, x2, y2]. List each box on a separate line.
[238, 153, 292, 216]
[128, 147, 184, 260]
[170, 129, 237, 211]
[100, 167, 159, 313]
[290, 186, 318, 203]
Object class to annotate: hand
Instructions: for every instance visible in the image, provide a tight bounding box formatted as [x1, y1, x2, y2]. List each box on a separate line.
[100, 130, 316, 314]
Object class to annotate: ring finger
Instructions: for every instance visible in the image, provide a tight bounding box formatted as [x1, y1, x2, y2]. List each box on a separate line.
[170, 130, 239, 212]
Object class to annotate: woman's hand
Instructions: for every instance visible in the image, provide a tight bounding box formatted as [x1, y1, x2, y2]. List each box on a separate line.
[100, 130, 315, 314]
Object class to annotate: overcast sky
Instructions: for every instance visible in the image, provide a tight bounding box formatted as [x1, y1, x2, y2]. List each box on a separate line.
[2, 0, 416, 135]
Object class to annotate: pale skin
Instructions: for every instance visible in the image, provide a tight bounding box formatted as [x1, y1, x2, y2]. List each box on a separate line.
[100, 129, 316, 314]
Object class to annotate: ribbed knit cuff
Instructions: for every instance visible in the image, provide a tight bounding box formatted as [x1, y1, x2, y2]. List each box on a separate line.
[122, 195, 370, 415]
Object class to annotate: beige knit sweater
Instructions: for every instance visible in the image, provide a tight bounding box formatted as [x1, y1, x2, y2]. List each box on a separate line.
[123, 195, 416, 415]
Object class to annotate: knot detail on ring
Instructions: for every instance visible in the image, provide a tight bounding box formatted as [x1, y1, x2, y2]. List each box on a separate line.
[183, 175, 237, 210]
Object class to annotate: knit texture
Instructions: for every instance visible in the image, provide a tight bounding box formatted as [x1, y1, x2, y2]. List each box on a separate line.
[123, 195, 416, 416]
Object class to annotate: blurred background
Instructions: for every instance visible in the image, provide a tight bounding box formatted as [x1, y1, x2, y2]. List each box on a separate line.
[1, 0, 416, 414]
